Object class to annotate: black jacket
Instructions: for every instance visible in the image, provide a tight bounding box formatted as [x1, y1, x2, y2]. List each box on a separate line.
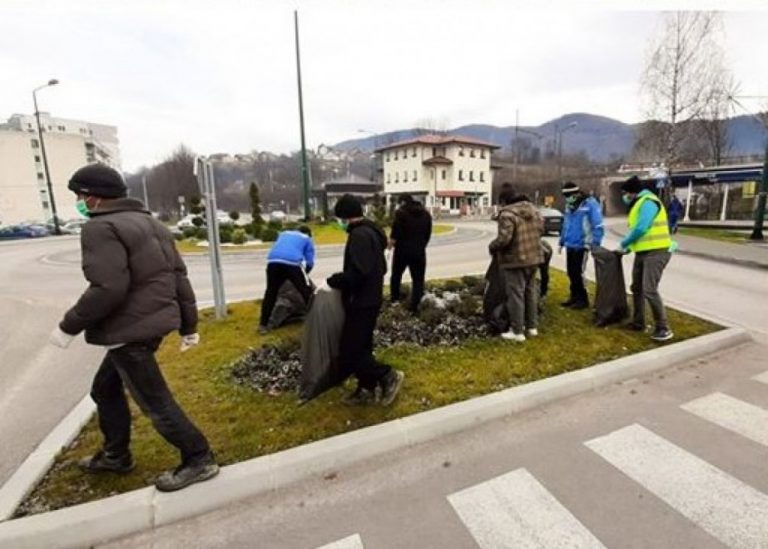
[60, 198, 198, 345]
[390, 202, 432, 255]
[328, 219, 387, 309]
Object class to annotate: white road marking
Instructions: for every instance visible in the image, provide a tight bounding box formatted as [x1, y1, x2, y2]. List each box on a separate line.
[315, 534, 364, 549]
[447, 468, 606, 549]
[681, 392, 768, 447]
[752, 371, 768, 385]
[586, 423, 768, 548]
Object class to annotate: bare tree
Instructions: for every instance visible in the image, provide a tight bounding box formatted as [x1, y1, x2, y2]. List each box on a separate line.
[640, 12, 725, 166]
[413, 117, 450, 136]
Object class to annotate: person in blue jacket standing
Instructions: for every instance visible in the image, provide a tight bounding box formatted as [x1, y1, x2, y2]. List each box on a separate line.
[558, 181, 604, 309]
[259, 225, 315, 334]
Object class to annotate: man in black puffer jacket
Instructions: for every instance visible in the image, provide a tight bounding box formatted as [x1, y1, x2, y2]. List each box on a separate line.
[327, 194, 404, 406]
[390, 193, 432, 313]
[49, 163, 218, 492]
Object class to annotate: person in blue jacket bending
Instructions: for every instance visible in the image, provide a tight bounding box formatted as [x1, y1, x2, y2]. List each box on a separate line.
[259, 225, 315, 334]
[558, 181, 604, 309]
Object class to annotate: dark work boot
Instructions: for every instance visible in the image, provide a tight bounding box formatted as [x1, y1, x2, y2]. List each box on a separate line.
[651, 328, 674, 342]
[155, 453, 219, 492]
[380, 370, 405, 406]
[560, 298, 576, 308]
[78, 450, 135, 474]
[343, 387, 376, 406]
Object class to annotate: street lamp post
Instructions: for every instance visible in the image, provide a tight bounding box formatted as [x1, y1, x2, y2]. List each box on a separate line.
[555, 122, 578, 183]
[33, 79, 60, 235]
[294, 10, 311, 221]
[728, 95, 768, 241]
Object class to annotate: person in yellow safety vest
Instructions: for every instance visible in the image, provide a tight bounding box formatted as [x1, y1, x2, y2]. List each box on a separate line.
[617, 176, 674, 342]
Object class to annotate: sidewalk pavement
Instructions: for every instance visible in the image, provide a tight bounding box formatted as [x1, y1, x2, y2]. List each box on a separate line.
[608, 226, 768, 270]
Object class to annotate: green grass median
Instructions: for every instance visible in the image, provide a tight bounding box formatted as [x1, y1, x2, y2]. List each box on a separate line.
[16, 270, 718, 516]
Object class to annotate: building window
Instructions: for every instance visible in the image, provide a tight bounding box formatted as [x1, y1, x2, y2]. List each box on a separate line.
[458, 170, 464, 181]
[387, 173, 391, 184]
[404, 171, 408, 183]
[42, 201, 49, 209]
[458, 146, 464, 156]
[37, 172, 44, 180]
[395, 172, 399, 183]
[469, 171, 474, 182]
[386, 153, 390, 162]
[432, 147, 437, 157]
[441, 169, 446, 180]
[34, 155, 41, 163]
[395, 150, 399, 160]
[470, 148, 476, 158]
[413, 170, 417, 181]
[480, 171, 485, 182]
[412, 147, 416, 157]
[430, 170, 434, 180]
[480, 149, 486, 159]
[30, 139, 40, 148]
[58, 125, 66, 131]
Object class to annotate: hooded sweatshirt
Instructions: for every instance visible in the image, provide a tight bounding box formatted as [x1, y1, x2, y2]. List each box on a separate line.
[337, 218, 388, 309]
[488, 200, 544, 269]
[390, 201, 432, 254]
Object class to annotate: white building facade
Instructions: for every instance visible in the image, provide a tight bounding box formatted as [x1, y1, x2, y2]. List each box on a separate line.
[377, 135, 499, 215]
[0, 113, 120, 225]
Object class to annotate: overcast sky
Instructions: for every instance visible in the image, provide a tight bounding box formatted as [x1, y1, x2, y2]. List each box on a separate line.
[2, 1, 768, 171]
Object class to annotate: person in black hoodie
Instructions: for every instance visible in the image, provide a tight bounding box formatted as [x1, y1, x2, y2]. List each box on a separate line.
[389, 194, 432, 313]
[327, 194, 405, 406]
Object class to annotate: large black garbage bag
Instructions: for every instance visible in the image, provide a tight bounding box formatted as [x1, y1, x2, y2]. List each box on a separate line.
[268, 278, 315, 329]
[483, 256, 509, 334]
[592, 246, 629, 326]
[299, 287, 346, 401]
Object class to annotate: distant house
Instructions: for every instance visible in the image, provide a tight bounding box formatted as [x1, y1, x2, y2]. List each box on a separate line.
[376, 134, 500, 215]
[313, 173, 383, 218]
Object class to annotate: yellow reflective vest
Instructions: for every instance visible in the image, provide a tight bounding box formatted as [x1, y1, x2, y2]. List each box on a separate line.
[627, 192, 672, 252]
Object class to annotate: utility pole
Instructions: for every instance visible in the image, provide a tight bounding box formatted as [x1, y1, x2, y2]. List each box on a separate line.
[33, 79, 60, 235]
[294, 10, 311, 221]
[195, 156, 226, 319]
[141, 174, 149, 209]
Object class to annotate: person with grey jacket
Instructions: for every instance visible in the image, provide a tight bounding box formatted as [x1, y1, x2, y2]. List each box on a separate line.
[49, 164, 218, 492]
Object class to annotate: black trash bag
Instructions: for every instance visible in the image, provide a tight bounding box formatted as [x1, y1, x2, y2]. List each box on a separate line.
[592, 246, 629, 327]
[299, 287, 346, 402]
[483, 256, 509, 334]
[268, 278, 315, 329]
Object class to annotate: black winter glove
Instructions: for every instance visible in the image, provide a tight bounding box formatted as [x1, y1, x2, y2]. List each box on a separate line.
[326, 273, 346, 290]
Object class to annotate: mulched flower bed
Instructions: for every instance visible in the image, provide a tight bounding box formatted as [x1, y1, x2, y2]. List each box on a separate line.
[231, 277, 490, 395]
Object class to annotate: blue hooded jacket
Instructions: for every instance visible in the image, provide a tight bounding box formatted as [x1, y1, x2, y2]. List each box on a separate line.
[267, 230, 315, 271]
[559, 195, 604, 249]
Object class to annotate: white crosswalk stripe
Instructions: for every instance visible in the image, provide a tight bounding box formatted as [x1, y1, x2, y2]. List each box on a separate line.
[752, 370, 768, 385]
[681, 392, 768, 447]
[315, 534, 364, 549]
[447, 468, 606, 549]
[586, 423, 768, 548]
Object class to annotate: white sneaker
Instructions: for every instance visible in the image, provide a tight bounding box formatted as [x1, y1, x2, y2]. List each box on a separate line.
[501, 331, 526, 342]
[526, 328, 539, 337]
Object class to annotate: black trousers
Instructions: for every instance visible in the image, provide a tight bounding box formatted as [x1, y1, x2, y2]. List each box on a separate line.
[260, 263, 313, 327]
[565, 248, 589, 304]
[338, 306, 391, 391]
[90, 339, 210, 464]
[390, 248, 427, 312]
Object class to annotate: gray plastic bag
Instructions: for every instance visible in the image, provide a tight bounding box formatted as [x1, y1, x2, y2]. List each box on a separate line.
[299, 287, 346, 401]
[268, 278, 314, 329]
[592, 246, 629, 326]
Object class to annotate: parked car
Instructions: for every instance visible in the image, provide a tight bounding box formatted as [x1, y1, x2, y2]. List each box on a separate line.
[269, 210, 286, 222]
[538, 207, 564, 235]
[61, 219, 88, 234]
[177, 215, 202, 230]
[0, 224, 50, 239]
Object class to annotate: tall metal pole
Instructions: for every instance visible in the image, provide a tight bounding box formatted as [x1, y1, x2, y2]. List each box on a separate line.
[195, 157, 227, 319]
[294, 10, 311, 221]
[141, 174, 149, 209]
[750, 139, 767, 240]
[33, 86, 61, 235]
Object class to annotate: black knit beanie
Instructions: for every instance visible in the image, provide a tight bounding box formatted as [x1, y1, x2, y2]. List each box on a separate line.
[562, 181, 580, 195]
[334, 194, 364, 218]
[620, 175, 644, 194]
[68, 164, 127, 198]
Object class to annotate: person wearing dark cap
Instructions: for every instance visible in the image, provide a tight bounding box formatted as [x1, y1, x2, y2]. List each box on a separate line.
[558, 181, 604, 309]
[48, 163, 219, 491]
[617, 175, 674, 342]
[326, 194, 404, 406]
[389, 193, 432, 313]
[258, 225, 315, 334]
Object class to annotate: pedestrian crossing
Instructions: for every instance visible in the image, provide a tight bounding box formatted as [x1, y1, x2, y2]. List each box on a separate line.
[316, 389, 768, 549]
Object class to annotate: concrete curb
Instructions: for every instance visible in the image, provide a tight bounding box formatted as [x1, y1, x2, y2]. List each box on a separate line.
[0, 395, 96, 522]
[606, 227, 768, 271]
[0, 327, 751, 549]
